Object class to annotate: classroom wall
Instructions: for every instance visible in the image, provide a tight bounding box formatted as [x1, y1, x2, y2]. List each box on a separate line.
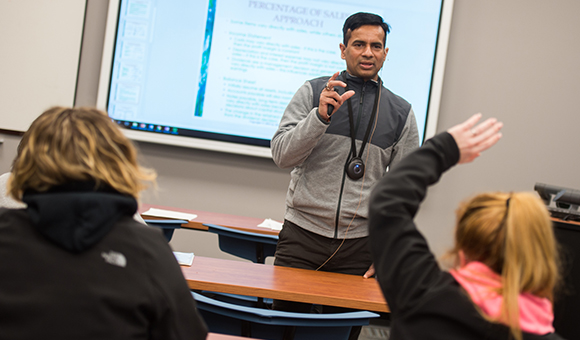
[0, 0, 85, 132]
[1, 0, 579, 261]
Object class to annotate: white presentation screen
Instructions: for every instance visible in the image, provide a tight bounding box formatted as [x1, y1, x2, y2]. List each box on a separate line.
[98, 0, 453, 158]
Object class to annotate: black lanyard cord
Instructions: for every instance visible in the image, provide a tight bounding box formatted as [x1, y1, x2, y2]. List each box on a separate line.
[345, 80, 381, 159]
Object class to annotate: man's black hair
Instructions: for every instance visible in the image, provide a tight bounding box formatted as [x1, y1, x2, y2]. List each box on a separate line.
[342, 12, 391, 46]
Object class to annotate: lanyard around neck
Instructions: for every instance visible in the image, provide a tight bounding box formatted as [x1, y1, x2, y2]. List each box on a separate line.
[344, 75, 381, 160]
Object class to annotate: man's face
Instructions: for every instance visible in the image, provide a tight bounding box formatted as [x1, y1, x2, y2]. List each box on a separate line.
[340, 25, 388, 81]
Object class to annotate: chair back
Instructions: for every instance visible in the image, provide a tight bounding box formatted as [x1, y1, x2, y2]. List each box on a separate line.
[144, 219, 187, 242]
[192, 292, 378, 340]
[205, 223, 278, 264]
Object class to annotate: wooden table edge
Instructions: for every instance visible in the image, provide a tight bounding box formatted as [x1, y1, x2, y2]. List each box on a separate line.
[184, 257, 389, 313]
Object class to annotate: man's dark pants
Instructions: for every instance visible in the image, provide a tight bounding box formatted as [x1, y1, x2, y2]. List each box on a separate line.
[273, 220, 373, 340]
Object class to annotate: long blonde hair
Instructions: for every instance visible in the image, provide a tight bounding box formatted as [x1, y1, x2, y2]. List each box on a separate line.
[8, 107, 156, 199]
[451, 192, 559, 340]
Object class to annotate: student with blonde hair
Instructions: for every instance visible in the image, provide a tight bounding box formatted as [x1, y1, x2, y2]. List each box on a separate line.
[368, 114, 564, 339]
[0, 107, 207, 339]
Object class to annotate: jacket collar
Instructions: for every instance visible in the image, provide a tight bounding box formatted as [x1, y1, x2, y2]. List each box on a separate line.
[22, 181, 137, 253]
[450, 261, 555, 335]
[342, 70, 381, 89]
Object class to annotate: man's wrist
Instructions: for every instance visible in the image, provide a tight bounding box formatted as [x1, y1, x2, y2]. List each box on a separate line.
[316, 108, 331, 124]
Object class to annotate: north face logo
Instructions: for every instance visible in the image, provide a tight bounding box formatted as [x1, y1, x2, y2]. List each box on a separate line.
[101, 250, 127, 268]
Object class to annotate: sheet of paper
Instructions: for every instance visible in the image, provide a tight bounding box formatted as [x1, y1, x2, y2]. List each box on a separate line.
[257, 218, 283, 231]
[141, 208, 197, 221]
[173, 251, 195, 266]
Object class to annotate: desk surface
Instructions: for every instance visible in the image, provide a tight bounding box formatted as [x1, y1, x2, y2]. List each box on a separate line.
[207, 332, 257, 340]
[139, 203, 279, 236]
[552, 217, 580, 227]
[183, 256, 389, 313]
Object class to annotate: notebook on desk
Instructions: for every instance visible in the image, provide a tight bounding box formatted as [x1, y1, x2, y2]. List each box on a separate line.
[173, 251, 195, 266]
[142, 207, 197, 221]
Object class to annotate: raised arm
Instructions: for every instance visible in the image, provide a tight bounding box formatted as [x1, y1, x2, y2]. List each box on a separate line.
[368, 114, 502, 315]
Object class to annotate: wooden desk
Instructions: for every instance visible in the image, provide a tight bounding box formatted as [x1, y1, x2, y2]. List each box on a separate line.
[139, 203, 279, 236]
[183, 256, 389, 313]
[207, 332, 259, 340]
[551, 216, 580, 226]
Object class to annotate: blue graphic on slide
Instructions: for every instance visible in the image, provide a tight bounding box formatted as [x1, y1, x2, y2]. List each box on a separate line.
[194, 0, 216, 117]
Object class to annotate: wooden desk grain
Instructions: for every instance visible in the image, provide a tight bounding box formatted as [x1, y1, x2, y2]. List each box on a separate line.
[207, 332, 258, 340]
[551, 217, 580, 226]
[183, 256, 389, 313]
[139, 203, 279, 236]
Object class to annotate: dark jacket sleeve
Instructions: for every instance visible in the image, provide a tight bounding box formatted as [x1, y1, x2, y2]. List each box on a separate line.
[368, 132, 459, 317]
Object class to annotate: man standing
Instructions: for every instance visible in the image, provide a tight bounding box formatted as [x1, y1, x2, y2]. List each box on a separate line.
[270, 11, 419, 316]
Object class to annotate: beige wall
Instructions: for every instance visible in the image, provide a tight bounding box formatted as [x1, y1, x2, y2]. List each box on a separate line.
[0, 0, 85, 132]
[2, 0, 579, 260]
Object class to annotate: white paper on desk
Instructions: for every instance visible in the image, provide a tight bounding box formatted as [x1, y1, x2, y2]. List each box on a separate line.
[173, 251, 195, 266]
[257, 218, 283, 231]
[141, 208, 197, 221]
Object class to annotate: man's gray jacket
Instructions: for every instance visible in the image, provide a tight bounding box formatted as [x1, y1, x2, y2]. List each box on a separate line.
[271, 71, 419, 239]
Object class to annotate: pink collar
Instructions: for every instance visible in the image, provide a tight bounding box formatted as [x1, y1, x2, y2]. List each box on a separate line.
[449, 261, 554, 335]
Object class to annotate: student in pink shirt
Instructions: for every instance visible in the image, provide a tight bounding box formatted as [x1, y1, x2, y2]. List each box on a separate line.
[369, 114, 564, 340]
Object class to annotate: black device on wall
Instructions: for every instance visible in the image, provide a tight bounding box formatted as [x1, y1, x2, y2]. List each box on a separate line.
[534, 182, 580, 222]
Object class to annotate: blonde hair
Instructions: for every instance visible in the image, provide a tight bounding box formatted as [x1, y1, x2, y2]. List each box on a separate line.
[8, 107, 156, 199]
[450, 192, 559, 340]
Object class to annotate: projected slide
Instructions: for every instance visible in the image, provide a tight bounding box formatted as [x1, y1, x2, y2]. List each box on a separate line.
[106, 0, 443, 146]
